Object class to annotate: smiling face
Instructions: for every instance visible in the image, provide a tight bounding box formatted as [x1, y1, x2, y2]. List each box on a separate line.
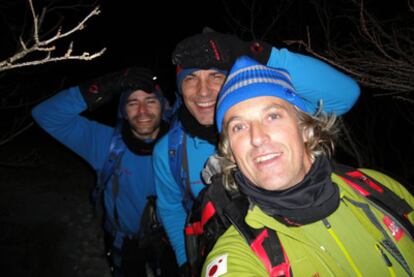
[124, 89, 162, 140]
[181, 69, 226, 126]
[224, 96, 312, 191]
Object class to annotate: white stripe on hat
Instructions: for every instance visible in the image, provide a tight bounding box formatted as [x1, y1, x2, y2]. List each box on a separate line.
[225, 64, 292, 83]
[217, 77, 296, 108]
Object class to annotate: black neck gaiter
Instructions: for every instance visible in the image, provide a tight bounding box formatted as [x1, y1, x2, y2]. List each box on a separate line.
[235, 156, 340, 226]
[121, 120, 169, 156]
[178, 105, 218, 145]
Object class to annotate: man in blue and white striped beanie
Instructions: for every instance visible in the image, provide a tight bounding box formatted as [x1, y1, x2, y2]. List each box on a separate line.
[216, 55, 308, 132]
[202, 55, 414, 277]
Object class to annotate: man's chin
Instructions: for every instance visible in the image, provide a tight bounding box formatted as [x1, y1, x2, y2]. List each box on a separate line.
[131, 126, 158, 139]
[194, 116, 214, 126]
[132, 120, 155, 130]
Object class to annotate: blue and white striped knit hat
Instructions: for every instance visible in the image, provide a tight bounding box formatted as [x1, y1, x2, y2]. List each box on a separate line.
[216, 55, 307, 132]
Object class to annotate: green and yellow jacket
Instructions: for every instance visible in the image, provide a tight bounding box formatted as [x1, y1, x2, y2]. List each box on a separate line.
[203, 169, 414, 277]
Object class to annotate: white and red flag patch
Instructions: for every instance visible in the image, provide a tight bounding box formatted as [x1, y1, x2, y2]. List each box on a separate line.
[205, 254, 228, 277]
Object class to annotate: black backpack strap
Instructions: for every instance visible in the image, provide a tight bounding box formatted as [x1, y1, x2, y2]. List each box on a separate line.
[93, 119, 126, 216]
[181, 134, 195, 212]
[334, 163, 414, 238]
[185, 178, 234, 275]
[224, 197, 292, 277]
[186, 176, 292, 277]
[185, 179, 232, 236]
[167, 117, 195, 213]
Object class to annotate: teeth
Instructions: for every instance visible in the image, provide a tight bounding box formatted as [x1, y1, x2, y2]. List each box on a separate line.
[137, 118, 152, 122]
[196, 101, 215, 107]
[255, 153, 280, 163]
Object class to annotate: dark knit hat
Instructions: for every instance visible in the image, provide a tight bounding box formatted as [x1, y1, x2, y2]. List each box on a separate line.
[172, 27, 271, 72]
[117, 68, 167, 119]
[216, 56, 308, 132]
[173, 28, 233, 95]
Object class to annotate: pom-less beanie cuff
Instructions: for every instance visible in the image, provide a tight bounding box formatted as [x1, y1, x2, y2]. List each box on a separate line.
[175, 67, 228, 95]
[216, 56, 308, 132]
[176, 68, 198, 95]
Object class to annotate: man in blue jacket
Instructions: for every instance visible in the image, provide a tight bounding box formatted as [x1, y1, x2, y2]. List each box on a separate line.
[152, 29, 360, 274]
[32, 67, 174, 277]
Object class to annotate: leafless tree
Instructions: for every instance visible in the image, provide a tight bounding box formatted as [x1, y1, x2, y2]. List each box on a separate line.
[285, 0, 414, 104]
[0, 0, 105, 167]
[282, 0, 414, 181]
[220, 0, 414, 185]
[220, 0, 295, 40]
[0, 0, 105, 72]
[222, 0, 413, 103]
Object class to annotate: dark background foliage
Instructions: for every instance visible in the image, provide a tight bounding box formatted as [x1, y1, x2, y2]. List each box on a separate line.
[0, 0, 413, 276]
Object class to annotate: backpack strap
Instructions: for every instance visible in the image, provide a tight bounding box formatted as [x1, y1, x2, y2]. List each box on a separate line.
[224, 197, 292, 277]
[168, 117, 194, 213]
[167, 117, 184, 185]
[334, 163, 414, 238]
[250, 229, 291, 277]
[93, 119, 127, 214]
[99, 120, 125, 186]
[185, 177, 233, 271]
[137, 196, 163, 245]
[186, 177, 291, 277]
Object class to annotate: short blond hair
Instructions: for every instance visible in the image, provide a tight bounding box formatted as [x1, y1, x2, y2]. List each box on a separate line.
[217, 108, 339, 191]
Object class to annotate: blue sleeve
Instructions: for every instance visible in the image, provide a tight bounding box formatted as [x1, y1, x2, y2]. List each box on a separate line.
[267, 47, 360, 115]
[31, 86, 113, 170]
[153, 136, 188, 266]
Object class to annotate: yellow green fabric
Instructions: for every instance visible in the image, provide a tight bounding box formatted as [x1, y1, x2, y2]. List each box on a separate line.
[202, 169, 414, 277]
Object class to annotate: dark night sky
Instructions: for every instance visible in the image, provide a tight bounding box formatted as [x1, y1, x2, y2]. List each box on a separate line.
[0, 2, 412, 275]
[62, 0, 232, 92]
[2, 0, 233, 93]
[1, 0, 413, 187]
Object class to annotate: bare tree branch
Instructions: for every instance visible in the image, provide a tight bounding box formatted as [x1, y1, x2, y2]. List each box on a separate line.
[408, 0, 414, 12]
[0, 122, 34, 146]
[284, 0, 414, 102]
[0, 149, 40, 167]
[0, 0, 106, 72]
[220, 0, 414, 189]
[0, 0, 106, 149]
[220, 0, 293, 41]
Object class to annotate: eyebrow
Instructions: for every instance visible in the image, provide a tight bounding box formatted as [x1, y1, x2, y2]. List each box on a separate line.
[127, 95, 157, 103]
[225, 102, 287, 128]
[225, 115, 242, 129]
[211, 71, 225, 75]
[185, 70, 224, 78]
[184, 73, 196, 78]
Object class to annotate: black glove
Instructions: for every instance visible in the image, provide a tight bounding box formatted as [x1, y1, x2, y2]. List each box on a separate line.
[172, 30, 272, 70]
[79, 67, 157, 110]
[79, 70, 124, 110]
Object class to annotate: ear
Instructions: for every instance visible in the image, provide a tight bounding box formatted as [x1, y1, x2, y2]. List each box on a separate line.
[302, 126, 311, 143]
[228, 146, 237, 163]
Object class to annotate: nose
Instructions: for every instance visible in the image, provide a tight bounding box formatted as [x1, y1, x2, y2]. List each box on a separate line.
[197, 78, 211, 97]
[137, 103, 148, 114]
[250, 121, 269, 147]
